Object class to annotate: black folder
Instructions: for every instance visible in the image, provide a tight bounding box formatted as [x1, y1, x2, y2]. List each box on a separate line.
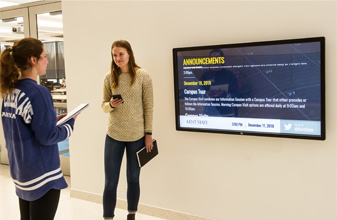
[136, 139, 158, 167]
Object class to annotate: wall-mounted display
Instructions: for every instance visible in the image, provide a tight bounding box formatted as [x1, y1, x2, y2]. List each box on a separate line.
[173, 37, 325, 140]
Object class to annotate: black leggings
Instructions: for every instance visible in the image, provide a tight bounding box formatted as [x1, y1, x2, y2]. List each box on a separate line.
[19, 189, 60, 220]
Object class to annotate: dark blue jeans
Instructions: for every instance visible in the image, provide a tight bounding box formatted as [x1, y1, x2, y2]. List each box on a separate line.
[103, 135, 144, 218]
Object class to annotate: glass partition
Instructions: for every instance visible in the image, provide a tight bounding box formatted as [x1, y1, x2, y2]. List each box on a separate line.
[0, 16, 24, 50]
[0, 7, 29, 165]
[35, 10, 70, 159]
[0, 2, 70, 174]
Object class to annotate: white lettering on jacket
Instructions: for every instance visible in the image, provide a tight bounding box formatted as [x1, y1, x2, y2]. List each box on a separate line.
[3, 89, 33, 123]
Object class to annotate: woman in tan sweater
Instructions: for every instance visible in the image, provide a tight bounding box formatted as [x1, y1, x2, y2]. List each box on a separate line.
[102, 40, 154, 220]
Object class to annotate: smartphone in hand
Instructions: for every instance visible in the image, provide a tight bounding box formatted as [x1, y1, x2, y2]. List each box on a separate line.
[112, 94, 124, 103]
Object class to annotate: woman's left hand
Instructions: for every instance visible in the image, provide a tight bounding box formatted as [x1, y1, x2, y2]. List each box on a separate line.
[57, 113, 67, 121]
[145, 134, 153, 153]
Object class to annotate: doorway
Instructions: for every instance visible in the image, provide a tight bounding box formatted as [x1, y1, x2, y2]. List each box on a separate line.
[0, 1, 71, 175]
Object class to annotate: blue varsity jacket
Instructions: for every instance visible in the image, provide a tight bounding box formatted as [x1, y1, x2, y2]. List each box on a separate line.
[1, 78, 74, 201]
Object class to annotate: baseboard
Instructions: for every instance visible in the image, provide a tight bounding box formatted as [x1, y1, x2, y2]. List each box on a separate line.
[70, 189, 211, 220]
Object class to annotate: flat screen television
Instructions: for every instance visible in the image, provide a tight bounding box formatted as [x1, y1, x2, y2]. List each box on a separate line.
[173, 37, 325, 140]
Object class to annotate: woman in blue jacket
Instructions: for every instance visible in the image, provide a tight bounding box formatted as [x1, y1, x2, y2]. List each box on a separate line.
[0, 37, 77, 220]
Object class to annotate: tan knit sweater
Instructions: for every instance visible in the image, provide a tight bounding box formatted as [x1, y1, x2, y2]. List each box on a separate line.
[101, 69, 153, 141]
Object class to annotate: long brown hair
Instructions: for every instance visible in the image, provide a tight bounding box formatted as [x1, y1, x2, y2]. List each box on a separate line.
[0, 37, 43, 98]
[110, 40, 140, 89]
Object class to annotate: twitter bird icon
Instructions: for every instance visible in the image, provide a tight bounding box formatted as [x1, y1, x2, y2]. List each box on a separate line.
[284, 124, 292, 130]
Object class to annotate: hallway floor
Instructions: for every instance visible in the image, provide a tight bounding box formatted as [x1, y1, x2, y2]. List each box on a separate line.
[0, 164, 165, 220]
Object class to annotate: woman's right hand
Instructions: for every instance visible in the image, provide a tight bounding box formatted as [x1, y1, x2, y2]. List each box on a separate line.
[110, 98, 123, 108]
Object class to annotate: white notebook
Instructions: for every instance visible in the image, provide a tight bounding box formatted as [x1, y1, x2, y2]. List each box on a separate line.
[56, 103, 89, 126]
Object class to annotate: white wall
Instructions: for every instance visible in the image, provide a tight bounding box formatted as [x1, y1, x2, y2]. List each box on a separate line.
[62, 1, 337, 219]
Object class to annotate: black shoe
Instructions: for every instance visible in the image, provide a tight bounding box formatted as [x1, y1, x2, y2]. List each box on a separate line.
[127, 214, 135, 220]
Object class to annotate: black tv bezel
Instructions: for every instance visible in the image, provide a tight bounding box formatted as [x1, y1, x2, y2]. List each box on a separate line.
[173, 37, 326, 140]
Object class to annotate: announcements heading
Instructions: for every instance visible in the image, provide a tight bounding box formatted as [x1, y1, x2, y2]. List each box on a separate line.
[183, 57, 225, 66]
